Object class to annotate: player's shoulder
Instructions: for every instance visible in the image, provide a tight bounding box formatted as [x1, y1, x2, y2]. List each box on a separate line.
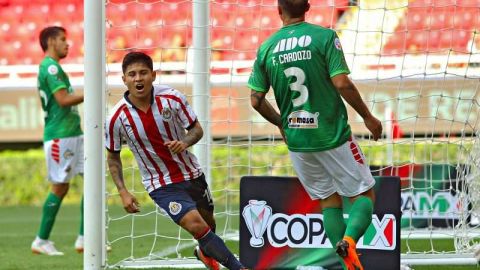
[108, 98, 128, 120]
[153, 84, 184, 98]
[39, 57, 62, 76]
[305, 23, 336, 37]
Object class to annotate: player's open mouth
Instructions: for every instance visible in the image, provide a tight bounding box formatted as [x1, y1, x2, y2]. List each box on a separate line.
[135, 84, 144, 91]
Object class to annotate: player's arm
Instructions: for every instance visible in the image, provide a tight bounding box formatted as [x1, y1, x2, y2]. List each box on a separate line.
[250, 90, 286, 141]
[106, 150, 140, 213]
[331, 74, 382, 141]
[165, 120, 203, 154]
[53, 88, 84, 107]
[250, 90, 282, 127]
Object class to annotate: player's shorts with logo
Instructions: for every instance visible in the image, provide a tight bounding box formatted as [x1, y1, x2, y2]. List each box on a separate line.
[149, 174, 214, 224]
[289, 136, 375, 200]
[43, 135, 84, 183]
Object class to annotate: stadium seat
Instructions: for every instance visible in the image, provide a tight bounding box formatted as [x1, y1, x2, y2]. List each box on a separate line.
[235, 5, 262, 29]
[307, 7, 337, 28]
[454, 7, 476, 28]
[212, 28, 235, 50]
[106, 3, 129, 27]
[1, 42, 18, 65]
[51, 3, 77, 17]
[260, 7, 283, 29]
[234, 29, 260, 51]
[211, 5, 232, 28]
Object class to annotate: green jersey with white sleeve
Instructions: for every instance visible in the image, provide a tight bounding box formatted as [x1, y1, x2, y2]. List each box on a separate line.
[248, 22, 352, 152]
[37, 56, 82, 141]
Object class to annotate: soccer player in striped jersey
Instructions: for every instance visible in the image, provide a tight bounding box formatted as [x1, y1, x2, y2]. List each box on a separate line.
[248, 0, 383, 269]
[106, 52, 247, 270]
[31, 26, 85, 256]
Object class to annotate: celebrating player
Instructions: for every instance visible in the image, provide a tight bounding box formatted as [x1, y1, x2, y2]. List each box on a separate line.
[31, 26, 85, 255]
[248, 0, 383, 269]
[105, 51, 247, 270]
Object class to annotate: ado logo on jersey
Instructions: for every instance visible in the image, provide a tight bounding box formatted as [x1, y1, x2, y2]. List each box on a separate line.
[273, 35, 312, 53]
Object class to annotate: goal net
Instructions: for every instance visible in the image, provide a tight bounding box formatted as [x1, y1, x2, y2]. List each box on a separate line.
[103, 0, 480, 268]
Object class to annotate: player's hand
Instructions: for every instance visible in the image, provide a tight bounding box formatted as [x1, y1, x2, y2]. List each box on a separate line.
[119, 189, 140, 213]
[165, 140, 188, 154]
[364, 115, 382, 141]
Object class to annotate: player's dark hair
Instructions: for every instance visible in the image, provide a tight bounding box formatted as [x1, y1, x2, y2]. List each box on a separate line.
[278, 0, 309, 18]
[122, 51, 154, 73]
[39, 26, 66, 52]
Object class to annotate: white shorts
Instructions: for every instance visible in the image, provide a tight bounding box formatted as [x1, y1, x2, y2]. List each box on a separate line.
[289, 136, 375, 200]
[43, 135, 84, 183]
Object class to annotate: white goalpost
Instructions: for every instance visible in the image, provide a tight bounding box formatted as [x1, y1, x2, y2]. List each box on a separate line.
[87, 0, 480, 269]
[84, 0, 106, 269]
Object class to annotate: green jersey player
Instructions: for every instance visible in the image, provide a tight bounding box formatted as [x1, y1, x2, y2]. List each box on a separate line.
[31, 26, 85, 256]
[248, 0, 382, 269]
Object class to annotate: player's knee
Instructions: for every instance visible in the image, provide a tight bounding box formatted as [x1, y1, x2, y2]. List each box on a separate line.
[362, 188, 375, 203]
[51, 183, 69, 198]
[179, 212, 210, 237]
[199, 209, 216, 231]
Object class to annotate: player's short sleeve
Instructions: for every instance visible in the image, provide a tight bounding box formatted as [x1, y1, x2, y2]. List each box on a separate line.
[44, 63, 68, 93]
[175, 92, 198, 129]
[247, 50, 270, 93]
[105, 106, 124, 152]
[325, 31, 350, 78]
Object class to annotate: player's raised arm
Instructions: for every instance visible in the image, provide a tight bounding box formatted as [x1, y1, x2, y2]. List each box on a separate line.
[106, 151, 139, 213]
[331, 74, 382, 141]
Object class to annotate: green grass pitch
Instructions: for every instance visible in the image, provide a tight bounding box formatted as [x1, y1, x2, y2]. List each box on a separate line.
[0, 205, 478, 270]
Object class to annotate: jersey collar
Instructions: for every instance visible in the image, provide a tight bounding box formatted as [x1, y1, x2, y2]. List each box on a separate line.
[123, 87, 154, 109]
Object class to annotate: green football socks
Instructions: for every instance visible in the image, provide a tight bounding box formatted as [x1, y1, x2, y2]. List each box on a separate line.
[79, 196, 84, 236]
[323, 207, 348, 269]
[345, 196, 373, 242]
[323, 207, 346, 245]
[37, 192, 62, 240]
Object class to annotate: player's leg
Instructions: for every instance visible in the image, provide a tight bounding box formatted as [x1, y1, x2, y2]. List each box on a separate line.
[32, 138, 76, 255]
[149, 178, 247, 270]
[187, 175, 219, 269]
[325, 136, 376, 270]
[334, 188, 374, 270]
[345, 188, 375, 244]
[321, 193, 346, 251]
[72, 136, 84, 253]
[74, 195, 84, 253]
[35, 182, 69, 241]
[289, 151, 348, 269]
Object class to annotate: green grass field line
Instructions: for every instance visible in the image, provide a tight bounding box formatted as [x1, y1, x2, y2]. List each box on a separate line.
[1, 205, 479, 270]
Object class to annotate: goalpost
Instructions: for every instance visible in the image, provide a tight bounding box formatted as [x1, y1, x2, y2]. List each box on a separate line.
[85, 0, 480, 268]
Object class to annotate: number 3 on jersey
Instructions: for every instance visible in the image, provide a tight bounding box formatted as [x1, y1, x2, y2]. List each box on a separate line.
[284, 67, 308, 107]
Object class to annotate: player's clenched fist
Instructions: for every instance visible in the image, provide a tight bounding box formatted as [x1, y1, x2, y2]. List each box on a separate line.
[364, 115, 382, 141]
[165, 140, 188, 154]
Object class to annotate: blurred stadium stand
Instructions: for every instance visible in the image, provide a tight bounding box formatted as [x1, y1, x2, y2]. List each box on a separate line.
[0, 0, 478, 66]
[0, 0, 349, 65]
[382, 0, 480, 54]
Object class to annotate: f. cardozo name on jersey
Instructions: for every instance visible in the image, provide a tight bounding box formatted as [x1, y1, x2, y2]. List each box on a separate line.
[279, 50, 312, 64]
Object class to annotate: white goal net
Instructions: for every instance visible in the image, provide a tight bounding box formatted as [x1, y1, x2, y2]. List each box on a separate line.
[103, 0, 480, 268]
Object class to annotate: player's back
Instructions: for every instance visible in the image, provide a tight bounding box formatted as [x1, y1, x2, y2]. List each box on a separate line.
[255, 22, 351, 152]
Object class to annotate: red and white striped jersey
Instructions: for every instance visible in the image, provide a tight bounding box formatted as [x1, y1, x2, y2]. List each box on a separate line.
[106, 85, 203, 192]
